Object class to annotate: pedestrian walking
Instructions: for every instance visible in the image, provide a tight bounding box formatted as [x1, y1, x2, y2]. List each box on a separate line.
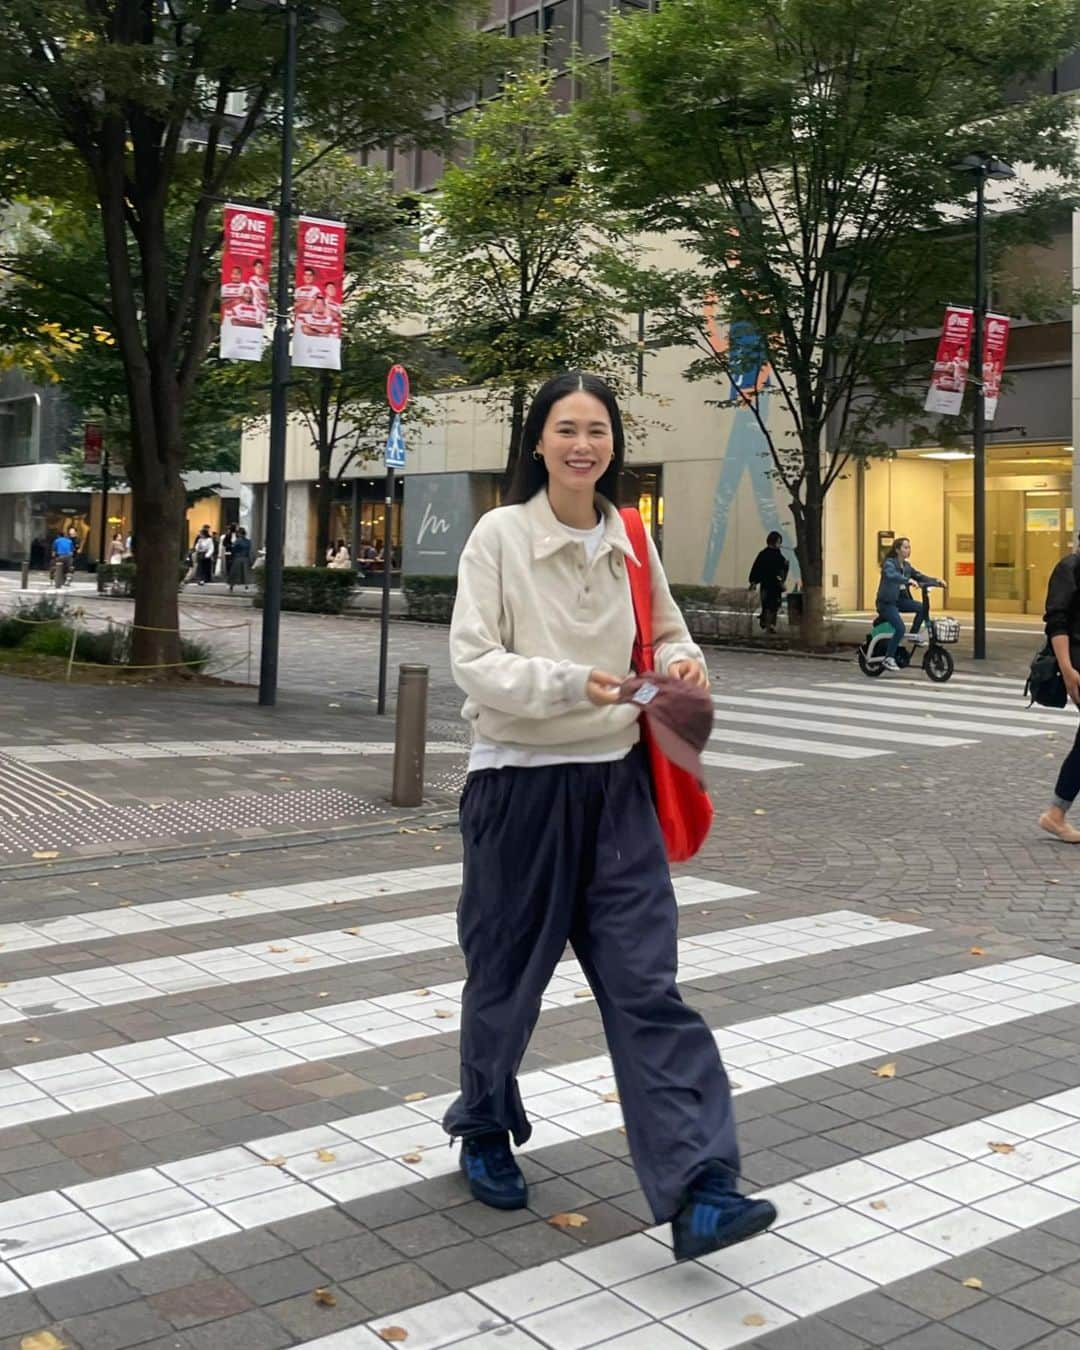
[444, 369, 775, 1262]
[220, 525, 237, 580]
[228, 527, 253, 592]
[1039, 538, 1080, 843]
[50, 531, 75, 587]
[875, 536, 945, 674]
[192, 525, 215, 585]
[748, 531, 789, 632]
[108, 531, 125, 565]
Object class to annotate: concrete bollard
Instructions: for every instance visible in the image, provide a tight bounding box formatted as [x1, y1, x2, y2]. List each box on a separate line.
[19, 561, 29, 590]
[392, 664, 429, 807]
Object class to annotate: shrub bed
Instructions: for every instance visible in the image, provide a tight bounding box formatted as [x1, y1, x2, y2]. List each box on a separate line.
[403, 575, 457, 624]
[254, 566, 357, 614]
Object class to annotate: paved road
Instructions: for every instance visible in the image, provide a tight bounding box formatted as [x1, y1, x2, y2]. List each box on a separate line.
[1, 655, 1080, 1347]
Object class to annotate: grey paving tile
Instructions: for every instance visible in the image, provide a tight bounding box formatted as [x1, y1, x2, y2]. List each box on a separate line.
[177, 1308, 294, 1350]
[379, 1212, 472, 1258]
[1005, 1275, 1080, 1326]
[36, 1271, 141, 1321]
[823, 1291, 929, 1344]
[946, 1301, 1057, 1350]
[61, 1302, 175, 1350]
[341, 1260, 448, 1317]
[228, 1254, 327, 1306]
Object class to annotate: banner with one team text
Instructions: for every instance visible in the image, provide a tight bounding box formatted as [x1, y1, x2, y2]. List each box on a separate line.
[982, 313, 1011, 422]
[220, 205, 273, 361]
[293, 215, 346, 370]
[924, 305, 974, 416]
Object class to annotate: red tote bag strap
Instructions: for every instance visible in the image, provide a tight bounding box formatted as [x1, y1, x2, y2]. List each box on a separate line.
[620, 507, 655, 674]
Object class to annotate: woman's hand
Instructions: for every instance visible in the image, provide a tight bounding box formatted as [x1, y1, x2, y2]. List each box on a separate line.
[586, 670, 623, 706]
[669, 659, 710, 689]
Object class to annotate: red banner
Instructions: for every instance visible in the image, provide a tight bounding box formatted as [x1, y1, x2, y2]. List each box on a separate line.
[982, 312, 1011, 422]
[220, 204, 273, 362]
[293, 215, 345, 370]
[83, 423, 103, 468]
[924, 305, 974, 416]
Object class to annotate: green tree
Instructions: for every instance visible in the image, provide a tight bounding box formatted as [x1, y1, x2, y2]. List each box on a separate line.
[428, 69, 635, 487]
[0, 0, 498, 666]
[587, 0, 1080, 642]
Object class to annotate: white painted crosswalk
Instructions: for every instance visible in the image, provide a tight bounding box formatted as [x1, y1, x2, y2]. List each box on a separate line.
[704, 672, 1064, 778]
[5, 843, 1080, 1348]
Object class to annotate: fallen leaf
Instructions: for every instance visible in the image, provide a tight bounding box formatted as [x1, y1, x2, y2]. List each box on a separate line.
[970, 946, 986, 957]
[752, 809, 766, 816]
[415, 989, 431, 997]
[118, 900, 133, 907]
[549, 1212, 588, 1229]
[869, 1200, 888, 1211]
[434, 1009, 454, 1019]
[988, 1141, 1015, 1155]
[344, 927, 363, 936]
[313, 1288, 337, 1307]
[32, 851, 59, 860]
[404, 1092, 427, 1102]
[269, 945, 288, 953]
[573, 989, 592, 999]
[873, 1063, 897, 1079]
[293, 956, 312, 964]
[229, 891, 244, 897]
[742, 1313, 767, 1328]
[962, 1277, 983, 1290]
[262, 1156, 287, 1167]
[743, 913, 756, 920]
[318, 992, 330, 998]
[21, 1333, 68, 1350]
[618, 1126, 627, 1135]
[315, 1148, 337, 1163]
[377, 1331, 408, 1345]
[601, 1091, 620, 1103]
[402, 1153, 423, 1164]
[24, 1037, 41, 1044]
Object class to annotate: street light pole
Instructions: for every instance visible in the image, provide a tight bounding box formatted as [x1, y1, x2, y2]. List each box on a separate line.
[258, 0, 298, 707]
[972, 165, 987, 662]
[953, 152, 1015, 663]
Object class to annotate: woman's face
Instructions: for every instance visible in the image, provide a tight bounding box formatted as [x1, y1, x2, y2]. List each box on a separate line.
[899, 539, 912, 560]
[536, 391, 614, 497]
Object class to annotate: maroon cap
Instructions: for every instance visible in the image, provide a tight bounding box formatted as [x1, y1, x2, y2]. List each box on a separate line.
[617, 673, 714, 784]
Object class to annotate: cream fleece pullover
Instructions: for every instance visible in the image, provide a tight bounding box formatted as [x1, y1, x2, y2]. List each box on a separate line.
[449, 489, 705, 758]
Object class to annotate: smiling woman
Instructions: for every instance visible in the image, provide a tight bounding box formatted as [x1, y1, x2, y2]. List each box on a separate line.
[441, 369, 776, 1262]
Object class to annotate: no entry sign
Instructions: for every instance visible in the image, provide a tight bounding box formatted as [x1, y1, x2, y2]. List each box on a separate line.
[387, 364, 410, 413]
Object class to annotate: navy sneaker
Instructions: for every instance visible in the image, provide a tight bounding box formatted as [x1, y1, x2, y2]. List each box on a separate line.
[460, 1131, 528, 1210]
[671, 1163, 777, 1262]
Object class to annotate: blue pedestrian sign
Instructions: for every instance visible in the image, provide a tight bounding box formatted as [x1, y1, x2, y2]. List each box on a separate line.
[385, 414, 406, 470]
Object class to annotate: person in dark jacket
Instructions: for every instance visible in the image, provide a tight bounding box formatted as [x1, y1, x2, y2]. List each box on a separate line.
[875, 537, 944, 674]
[1039, 542, 1080, 842]
[748, 531, 789, 632]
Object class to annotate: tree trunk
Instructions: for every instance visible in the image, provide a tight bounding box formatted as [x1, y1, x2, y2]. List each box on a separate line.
[130, 471, 187, 670]
[503, 382, 527, 495]
[793, 460, 827, 649]
[314, 374, 334, 563]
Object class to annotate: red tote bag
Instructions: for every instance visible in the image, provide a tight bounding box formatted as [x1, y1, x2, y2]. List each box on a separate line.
[620, 508, 714, 862]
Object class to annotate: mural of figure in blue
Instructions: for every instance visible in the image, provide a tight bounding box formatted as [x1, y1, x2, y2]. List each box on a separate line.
[700, 314, 800, 586]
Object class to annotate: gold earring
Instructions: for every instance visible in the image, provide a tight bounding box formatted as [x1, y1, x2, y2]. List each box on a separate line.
[533, 450, 543, 461]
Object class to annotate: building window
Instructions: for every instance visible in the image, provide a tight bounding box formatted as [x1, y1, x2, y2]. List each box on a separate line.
[1055, 49, 1080, 92]
[543, 1, 572, 69]
[581, 0, 614, 56]
[0, 397, 38, 466]
[510, 11, 539, 38]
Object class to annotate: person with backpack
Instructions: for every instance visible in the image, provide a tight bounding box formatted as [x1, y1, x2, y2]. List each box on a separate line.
[1039, 540, 1080, 842]
[443, 370, 775, 1263]
[748, 531, 789, 632]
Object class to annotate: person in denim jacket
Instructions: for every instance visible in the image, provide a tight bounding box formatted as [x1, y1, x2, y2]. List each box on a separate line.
[876, 537, 944, 673]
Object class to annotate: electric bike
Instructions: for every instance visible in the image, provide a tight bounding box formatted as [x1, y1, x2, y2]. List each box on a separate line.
[857, 585, 958, 683]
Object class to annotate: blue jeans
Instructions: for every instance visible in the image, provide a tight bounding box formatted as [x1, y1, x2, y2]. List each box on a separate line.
[880, 595, 928, 658]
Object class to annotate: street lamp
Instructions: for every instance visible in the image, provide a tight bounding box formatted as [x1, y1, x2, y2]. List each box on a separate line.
[951, 152, 1016, 662]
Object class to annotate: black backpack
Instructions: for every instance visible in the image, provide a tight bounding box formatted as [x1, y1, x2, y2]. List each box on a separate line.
[1025, 643, 1067, 709]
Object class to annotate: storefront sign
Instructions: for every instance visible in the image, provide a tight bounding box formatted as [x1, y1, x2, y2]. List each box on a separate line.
[403, 474, 491, 578]
[220, 205, 273, 361]
[924, 306, 974, 416]
[983, 313, 1011, 421]
[955, 561, 975, 576]
[293, 216, 346, 370]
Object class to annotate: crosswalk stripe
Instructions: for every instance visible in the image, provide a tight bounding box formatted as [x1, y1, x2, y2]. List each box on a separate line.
[701, 751, 800, 771]
[722, 691, 1042, 737]
[0, 863, 465, 954]
[0, 911, 909, 1129]
[0, 877, 754, 1023]
[818, 679, 1066, 716]
[0, 740, 466, 764]
[1, 952, 1072, 1296]
[757, 684, 1064, 728]
[710, 707, 974, 749]
[360, 1080, 1080, 1350]
[708, 729, 887, 760]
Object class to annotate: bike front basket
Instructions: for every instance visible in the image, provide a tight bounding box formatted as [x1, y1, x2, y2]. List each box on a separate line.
[931, 617, 960, 644]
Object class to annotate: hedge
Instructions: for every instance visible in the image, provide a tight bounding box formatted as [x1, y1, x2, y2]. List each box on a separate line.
[254, 566, 357, 614]
[97, 562, 189, 597]
[403, 575, 457, 624]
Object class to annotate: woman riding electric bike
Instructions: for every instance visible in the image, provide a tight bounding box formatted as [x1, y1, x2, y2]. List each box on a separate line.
[875, 537, 946, 675]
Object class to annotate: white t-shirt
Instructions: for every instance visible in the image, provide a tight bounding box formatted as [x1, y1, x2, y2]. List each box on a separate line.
[468, 513, 630, 773]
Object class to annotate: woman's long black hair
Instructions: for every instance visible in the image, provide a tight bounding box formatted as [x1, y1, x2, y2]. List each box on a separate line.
[504, 371, 626, 506]
[884, 536, 910, 563]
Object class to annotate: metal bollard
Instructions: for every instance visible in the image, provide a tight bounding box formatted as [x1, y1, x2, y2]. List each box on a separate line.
[19, 561, 29, 589]
[392, 664, 429, 807]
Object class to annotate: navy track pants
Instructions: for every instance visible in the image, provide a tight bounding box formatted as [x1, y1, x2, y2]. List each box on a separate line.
[443, 748, 740, 1222]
